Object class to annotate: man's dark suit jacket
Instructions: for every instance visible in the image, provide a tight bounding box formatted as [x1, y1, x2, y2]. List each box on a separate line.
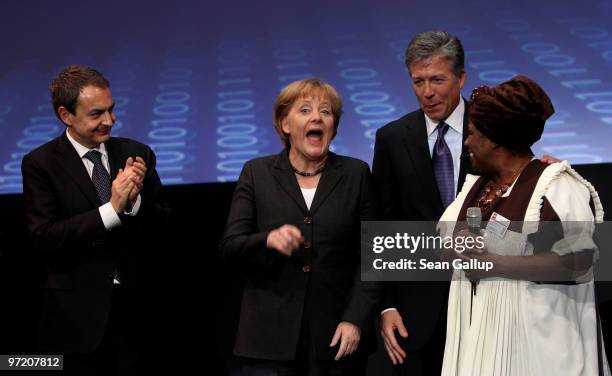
[221, 150, 381, 361]
[21, 132, 164, 354]
[372, 101, 471, 351]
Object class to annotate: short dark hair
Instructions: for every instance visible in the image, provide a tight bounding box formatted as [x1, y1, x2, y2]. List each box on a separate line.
[405, 31, 465, 77]
[50, 65, 110, 122]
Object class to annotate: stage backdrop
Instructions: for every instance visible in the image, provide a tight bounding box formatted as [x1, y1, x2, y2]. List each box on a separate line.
[2, 0, 612, 194]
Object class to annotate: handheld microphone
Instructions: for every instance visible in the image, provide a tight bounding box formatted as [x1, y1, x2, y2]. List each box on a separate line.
[466, 207, 482, 297]
[466, 207, 482, 235]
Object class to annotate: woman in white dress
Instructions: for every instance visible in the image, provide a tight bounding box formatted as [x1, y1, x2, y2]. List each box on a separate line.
[440, 75, 610, 376]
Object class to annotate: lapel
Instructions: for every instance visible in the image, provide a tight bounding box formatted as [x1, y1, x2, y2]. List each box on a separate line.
[104, 138, 121, 181]
[401, 111, 444, 214]
[457, 98, 472, 194]
[55, 133, 100, 207]
[272, 150, 308, 214]
[308, 152, 343, 215]
[270, 150, 344, 215]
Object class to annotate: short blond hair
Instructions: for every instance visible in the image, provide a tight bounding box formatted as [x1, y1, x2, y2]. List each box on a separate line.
[273, 78, 343, 147]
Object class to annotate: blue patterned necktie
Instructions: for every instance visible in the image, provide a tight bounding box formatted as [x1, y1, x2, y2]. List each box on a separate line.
[84, 150, 111, 204]
[433, 121, 455, 208]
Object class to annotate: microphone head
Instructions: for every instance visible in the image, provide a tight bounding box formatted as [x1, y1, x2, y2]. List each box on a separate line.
[466, 206, 482, 228]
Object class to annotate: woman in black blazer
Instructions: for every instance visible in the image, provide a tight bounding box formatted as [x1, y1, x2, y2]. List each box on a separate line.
[221, 78, 380, 375]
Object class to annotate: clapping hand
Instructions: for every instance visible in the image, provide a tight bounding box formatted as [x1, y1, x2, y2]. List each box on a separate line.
[124, 156, 147, 206]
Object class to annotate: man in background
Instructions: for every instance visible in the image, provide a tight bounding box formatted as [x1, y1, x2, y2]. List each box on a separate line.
[372, 31, 471, 376]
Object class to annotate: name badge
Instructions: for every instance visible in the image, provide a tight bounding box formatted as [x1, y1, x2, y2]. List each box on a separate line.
[486, 212, 510, 238]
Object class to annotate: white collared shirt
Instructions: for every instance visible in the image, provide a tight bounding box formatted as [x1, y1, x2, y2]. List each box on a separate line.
[424, 99, 465, 196]
[65, 130, 141, 231]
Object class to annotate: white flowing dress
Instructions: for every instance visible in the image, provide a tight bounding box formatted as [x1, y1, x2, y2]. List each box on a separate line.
[440, 162, 610, 376]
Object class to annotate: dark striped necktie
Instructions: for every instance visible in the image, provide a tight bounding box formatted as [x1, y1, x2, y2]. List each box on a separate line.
[84, 149, 120, 283]
[433, 121, 455, 208]
[84, 149, 111, 204]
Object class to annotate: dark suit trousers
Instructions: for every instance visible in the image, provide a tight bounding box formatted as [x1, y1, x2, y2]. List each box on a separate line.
[390, 306, 446, 376]
[63, 286, 140, 375]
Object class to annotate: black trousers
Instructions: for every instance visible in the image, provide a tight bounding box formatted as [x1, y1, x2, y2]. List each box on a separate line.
[63, 286, 140, 375]
[390, 306, 446, 376]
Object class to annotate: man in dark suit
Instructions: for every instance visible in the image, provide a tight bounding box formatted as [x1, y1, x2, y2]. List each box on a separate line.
[21, 65, 164, 374]
[372, 31, 470, 375]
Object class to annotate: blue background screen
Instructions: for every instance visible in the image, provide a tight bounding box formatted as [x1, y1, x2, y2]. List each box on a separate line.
[2, 0, 612, 193]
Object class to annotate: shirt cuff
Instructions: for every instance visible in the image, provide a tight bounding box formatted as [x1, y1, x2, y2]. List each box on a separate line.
[99, 202, 121, 230]
[381, 307, 397, 316]
[125, 194, 141, 216]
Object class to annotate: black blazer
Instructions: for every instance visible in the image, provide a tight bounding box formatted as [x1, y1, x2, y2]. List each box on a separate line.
[21, 132, 165, 354]
[221, 150, 381, 361]
[371, 100, 471, 350]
